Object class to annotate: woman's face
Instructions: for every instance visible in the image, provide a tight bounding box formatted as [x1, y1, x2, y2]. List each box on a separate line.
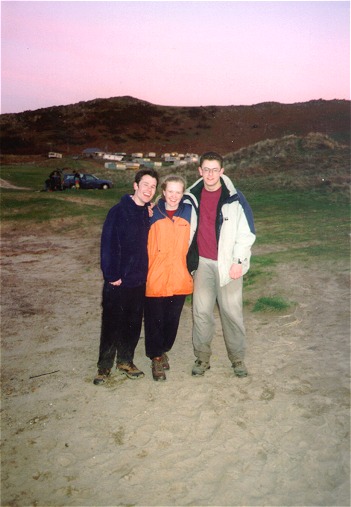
[163, 181, 184, 210]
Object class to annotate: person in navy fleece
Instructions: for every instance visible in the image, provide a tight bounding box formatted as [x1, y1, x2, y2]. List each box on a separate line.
[93, 169, 159, 385]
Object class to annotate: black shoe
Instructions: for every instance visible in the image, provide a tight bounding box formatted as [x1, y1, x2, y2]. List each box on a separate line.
[93, 368, 111, 385]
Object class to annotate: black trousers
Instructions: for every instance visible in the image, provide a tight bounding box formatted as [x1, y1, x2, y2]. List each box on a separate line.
[97, 281, 145, 369]
[144, 295, 186, 359]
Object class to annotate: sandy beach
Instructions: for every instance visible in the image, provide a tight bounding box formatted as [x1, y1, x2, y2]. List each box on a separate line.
[1, 225, 350, 507]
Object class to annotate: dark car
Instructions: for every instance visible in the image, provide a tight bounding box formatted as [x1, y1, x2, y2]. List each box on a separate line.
[63, 173, 113, 190]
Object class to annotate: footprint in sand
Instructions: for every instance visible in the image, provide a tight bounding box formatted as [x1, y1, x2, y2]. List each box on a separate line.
[49, 452, 77, 467]
[260, 387, 275, 401]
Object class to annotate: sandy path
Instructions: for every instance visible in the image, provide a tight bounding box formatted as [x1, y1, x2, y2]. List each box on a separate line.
[1, 228, 349, 507]
[0, 179, 32, 190]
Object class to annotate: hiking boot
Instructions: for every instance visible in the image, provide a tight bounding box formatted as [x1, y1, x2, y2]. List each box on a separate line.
[232, 360, 248, 377]
[151, 357, 166, 381]
[116, 362, 145, 379]
[93, 368, 111, 385]
[191, 359, 210, 376]
[161, 353, 170, 370]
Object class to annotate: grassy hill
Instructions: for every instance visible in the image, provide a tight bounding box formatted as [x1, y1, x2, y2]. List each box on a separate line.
[224, 132, 350, 193]
[1, 132, 349, 195]
[0, 96, 349, 156]
[1, 131, 349, 259]
[161, 132, 349, 195]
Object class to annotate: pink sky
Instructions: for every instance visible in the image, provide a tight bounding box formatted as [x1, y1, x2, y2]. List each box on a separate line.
[1, 1, 350, 114]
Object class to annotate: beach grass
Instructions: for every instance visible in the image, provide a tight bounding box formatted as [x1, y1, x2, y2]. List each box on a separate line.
[1, 158, 349, 309]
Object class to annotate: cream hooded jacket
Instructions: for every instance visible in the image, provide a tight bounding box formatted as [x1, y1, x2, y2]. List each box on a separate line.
[183, 174, 256, 287]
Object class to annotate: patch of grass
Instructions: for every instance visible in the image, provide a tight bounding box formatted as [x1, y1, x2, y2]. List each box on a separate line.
[1, 190, 114, 226]
[1, 161, 350, 264]
[247, 189, 350, 261]
[0, 157, 135, 192]
[1, 163, 49, 189]
[252, 296, 293, 312]
[0, 159, 135, 231]
[252, 256, 276, 267]
[244, 256, 276, 288]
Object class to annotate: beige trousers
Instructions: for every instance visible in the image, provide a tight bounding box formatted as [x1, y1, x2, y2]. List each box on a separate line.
[192, 256, 246, 363]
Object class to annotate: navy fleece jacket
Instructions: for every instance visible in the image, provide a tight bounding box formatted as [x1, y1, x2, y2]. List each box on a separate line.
[100, 194, 150, 287]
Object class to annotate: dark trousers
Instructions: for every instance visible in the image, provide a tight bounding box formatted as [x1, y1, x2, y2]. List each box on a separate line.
[144, 295, 186, 359]
[97, 281, 145, 369]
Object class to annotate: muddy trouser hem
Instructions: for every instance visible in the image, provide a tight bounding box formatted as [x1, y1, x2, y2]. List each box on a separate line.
[192, 257, 246, 363]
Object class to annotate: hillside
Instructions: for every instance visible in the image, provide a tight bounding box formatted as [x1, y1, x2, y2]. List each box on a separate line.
[222, 132, 350, 192]
[0, 96, 349, 156]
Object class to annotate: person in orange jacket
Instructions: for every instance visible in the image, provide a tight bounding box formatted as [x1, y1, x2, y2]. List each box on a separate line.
[144, 174, 196, 381]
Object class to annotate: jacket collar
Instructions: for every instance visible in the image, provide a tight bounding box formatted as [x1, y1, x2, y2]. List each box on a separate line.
[184, 174, 237, 207]
[156, 198, 185, 216]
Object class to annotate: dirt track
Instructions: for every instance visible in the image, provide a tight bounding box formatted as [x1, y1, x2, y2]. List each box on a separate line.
[0, 178, 32, 190]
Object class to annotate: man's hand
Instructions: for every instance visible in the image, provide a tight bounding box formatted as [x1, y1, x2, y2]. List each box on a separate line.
[229, 263, 243, 280]
[110, 279, 122, 286]
[148, 202, 155, 217]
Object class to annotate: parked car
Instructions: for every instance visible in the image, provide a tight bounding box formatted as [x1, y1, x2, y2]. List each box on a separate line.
[63, 173, 113, 190]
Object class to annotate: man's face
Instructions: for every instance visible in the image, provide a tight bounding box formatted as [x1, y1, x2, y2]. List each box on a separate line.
[199, 159, 224, 191]
[133, 175, 157, 205]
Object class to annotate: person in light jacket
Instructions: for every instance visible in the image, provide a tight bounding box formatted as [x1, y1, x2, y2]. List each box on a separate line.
[144, 175, 196, 381]
[183, 151, 256, 377]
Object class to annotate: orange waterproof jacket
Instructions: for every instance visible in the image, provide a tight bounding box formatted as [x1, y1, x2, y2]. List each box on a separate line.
[146, 199, 196, 297]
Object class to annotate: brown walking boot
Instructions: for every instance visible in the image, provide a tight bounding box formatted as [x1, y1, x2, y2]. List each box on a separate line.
[116, 362, 145, 379]
[151, 357, 166, 381]
[161, 353, 170, 370]
[93, 368, 111, 385]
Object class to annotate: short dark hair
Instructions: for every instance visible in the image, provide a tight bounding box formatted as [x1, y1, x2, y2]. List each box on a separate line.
[134, 168, 159, 186]
[199, 151, 223, 168]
